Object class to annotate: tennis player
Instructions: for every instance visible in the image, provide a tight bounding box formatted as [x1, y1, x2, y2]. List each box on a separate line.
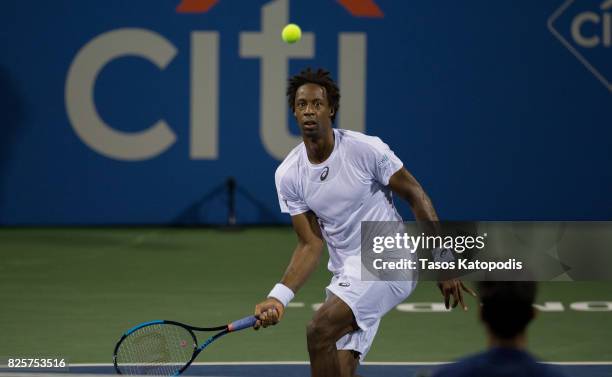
[254, 67, 474, 377]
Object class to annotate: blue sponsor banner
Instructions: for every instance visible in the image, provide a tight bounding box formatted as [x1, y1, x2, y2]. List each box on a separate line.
[0, 0, 610, 225]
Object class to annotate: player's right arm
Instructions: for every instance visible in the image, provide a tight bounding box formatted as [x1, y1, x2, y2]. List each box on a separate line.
[254, 211, 324, 329]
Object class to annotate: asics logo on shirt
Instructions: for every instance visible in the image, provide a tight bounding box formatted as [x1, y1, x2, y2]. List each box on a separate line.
[377, 155, 389, 167]
[339, 282, 350, 287]
[320, 167, 329, 181]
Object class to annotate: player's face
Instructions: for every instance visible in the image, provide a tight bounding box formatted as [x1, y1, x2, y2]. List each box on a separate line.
[294, 83, 334, 138]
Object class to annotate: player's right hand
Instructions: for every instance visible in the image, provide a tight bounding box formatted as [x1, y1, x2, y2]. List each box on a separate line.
[254, 298, 285, 330]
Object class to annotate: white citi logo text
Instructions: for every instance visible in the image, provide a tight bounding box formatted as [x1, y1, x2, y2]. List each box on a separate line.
[549, 0, 612, 91]
[65, 0, 367, 161]
[571, 0, 612, 48]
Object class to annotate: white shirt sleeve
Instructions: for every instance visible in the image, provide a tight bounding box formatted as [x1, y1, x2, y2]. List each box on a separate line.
[362, 137, 403, 185]
[275, 167, 310, 216]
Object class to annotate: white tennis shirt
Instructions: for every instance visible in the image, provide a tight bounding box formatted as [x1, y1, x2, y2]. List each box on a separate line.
[275, 129, 404, 277]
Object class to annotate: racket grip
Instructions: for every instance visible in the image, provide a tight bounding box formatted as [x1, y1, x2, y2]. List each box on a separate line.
[227, 315, 257, 332]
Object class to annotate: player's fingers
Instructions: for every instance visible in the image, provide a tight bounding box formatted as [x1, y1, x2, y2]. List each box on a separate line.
[452, 284, 460, 308]
[266, 308, 277, 324]
[461, 282, 478, 297]
[262, 309, 275, 327]
[270, 308, 279, 322]
[254, 305, 263, 329]
[457, 283, 467, 310]
[444, 287, 451, 309]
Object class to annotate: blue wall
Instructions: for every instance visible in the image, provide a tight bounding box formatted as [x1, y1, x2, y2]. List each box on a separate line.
[0, 0, 610, 225]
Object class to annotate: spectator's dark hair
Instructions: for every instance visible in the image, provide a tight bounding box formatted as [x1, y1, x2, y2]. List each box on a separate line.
[286, 67, 340, 123]
[477, 281, 537, 339]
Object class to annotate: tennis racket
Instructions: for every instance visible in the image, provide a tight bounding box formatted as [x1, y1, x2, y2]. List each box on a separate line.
[113, 315, 257, 375]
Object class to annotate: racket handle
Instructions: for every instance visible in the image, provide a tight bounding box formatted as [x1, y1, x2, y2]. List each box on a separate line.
[227, 315, 257, 332]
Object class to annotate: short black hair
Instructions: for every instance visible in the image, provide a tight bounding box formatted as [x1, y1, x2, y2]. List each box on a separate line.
[287, 67, 340, 123]
[478, 281, 537, 339]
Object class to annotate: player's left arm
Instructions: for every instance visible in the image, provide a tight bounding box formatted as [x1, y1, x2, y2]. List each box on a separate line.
[388, 167, 438, 221]
[388, 167, 477, 310]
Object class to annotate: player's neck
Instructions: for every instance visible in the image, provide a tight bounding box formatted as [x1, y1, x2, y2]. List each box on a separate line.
[304, 129, 335, 164]
[488, 332, 527, 350]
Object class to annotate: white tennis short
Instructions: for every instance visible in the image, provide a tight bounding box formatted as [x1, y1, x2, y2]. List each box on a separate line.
[325, 274, 417, 360]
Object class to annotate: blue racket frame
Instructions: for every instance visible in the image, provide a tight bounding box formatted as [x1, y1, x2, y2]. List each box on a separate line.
[113, 315, 257, 375]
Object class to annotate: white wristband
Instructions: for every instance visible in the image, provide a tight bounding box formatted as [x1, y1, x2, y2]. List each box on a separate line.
[267, 283, 295, 307]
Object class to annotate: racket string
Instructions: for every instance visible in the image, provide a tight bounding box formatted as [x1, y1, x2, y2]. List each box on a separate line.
[116, 323, 195, 375]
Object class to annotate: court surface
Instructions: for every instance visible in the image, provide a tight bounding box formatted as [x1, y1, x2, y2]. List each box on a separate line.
[1, 363, 612, 377]
[1, 228, 611, 375]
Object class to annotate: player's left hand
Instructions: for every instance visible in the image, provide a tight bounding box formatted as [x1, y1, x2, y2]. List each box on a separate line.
[438, 279, 477, 310]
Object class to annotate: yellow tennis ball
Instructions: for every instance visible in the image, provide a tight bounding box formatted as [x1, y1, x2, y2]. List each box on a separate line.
[281, 23, 302, 44]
